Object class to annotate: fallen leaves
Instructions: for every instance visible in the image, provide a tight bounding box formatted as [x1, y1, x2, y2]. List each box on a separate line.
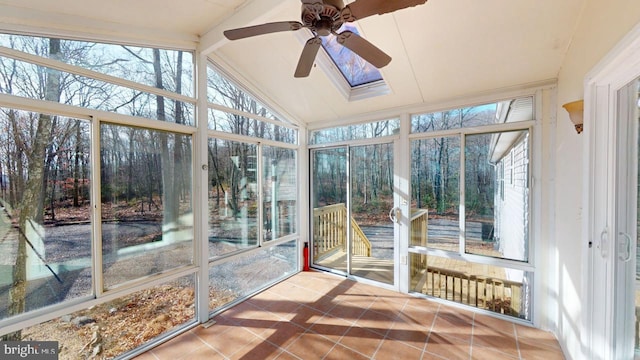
[22, 283, 196, 360]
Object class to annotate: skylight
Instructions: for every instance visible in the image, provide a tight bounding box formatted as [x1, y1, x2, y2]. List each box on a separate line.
[321, 23, 383, 87]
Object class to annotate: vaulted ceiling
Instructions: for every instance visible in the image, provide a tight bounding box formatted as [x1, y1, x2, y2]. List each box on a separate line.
[0, 0, 585, 126]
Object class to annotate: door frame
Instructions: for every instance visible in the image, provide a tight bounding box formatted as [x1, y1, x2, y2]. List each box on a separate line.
[309, 136, 402, 290]
[309, 145, 349, 278]
[584, 22, 640, 360]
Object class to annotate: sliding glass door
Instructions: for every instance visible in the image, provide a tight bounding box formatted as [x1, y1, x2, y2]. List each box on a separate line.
[311, 147, 348, 273]
[613, 78, 639, 359]
[311, 143, 397, 285]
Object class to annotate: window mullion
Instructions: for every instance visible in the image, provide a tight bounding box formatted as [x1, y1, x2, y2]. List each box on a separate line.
[257, 143, 264, 247]
[459, 133, 466, 256]
[91, 116, 104, 297]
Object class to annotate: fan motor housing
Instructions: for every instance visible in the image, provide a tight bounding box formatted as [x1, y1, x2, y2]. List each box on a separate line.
[322, 0, 344, 9]
[301, 0, 345, 35]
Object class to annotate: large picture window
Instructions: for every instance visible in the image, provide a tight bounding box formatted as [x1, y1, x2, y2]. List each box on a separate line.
[466, 130, 529, 262]
[208, 139, 258, 258]
[262, 146, 297, 241]
[0, 109, 92, 319]
[100, 124, 193, 289]
[409, 98, 534, 320]
[410, 136, 460, 251]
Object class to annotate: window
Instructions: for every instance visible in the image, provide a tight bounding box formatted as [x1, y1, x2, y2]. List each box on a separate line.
[411, 97, 534, 134]
[100, 124, 193, 289]
[205, 62, 300, 314]
[466, 130, 529, 262]
[0, 32, 199, 356]
[321, 23, 383, 87]
[208, 240, 297, 312]
[207, 65, 298, 144]
[0, 34, 194, 96]
[409, 97, 534, 320]
[207, 140, 259, 258]
[410, 254, 531, 319]
[309, 118, 399, 145]
[0, 109, 92, 318]
[262, 146, 297, 241]
[0, 31, 301, 359]
[0, 35, 195, 125]
[296, 24, 390, 101]
[410, 136, 460, 251]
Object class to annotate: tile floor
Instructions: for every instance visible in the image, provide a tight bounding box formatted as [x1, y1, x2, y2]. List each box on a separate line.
[135, 271, 564, 360]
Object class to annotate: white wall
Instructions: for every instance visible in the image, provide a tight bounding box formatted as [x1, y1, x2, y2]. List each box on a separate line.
[555, 1, 640, 358]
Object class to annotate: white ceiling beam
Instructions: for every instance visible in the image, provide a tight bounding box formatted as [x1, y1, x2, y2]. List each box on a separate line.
[199, 0, 291, 55]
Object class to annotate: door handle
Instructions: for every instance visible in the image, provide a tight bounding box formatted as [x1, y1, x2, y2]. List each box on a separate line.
[388, 207, 401, 224]
[600, 228, 609, 259]
[618, 232, 633, 262]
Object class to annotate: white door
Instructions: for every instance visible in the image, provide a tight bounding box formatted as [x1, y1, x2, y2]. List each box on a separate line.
[585, 26, 640, 359]
[613, 79, 639, 359]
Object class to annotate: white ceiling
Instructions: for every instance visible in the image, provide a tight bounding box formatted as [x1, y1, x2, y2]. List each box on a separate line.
[0, 0, 585, 126]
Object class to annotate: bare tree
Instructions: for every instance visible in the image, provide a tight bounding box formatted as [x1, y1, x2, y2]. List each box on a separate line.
[3, 38, 61, 342]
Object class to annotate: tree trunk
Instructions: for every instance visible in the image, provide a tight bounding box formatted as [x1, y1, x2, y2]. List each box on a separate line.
[3, 37, 61, 341]
[9, 109, 25, 204]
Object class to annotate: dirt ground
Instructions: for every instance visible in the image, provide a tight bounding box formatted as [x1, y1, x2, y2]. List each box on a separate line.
[21, 284, 196, 360]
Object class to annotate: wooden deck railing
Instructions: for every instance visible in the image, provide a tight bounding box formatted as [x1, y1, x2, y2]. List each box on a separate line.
[312, 203, 371, 260]
[313, 204, 347, 259]
[408, 210, 522, 317]
[414, 265, 523, 317]
[410, 209, 429, 277]
[351, 218, 371, 257]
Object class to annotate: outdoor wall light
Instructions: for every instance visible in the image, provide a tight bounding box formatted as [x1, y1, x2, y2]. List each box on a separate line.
[562, 100, 584, 134]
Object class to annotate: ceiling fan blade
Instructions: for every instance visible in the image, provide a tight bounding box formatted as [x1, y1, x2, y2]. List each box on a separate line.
[342, 0, 428, 22]
[336, 30, 391, 68]
[224, 21, 304, 40]
[295, 36, 323, 78]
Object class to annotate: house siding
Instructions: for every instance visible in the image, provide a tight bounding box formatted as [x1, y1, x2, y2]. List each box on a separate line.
[495, 133, 529, 271]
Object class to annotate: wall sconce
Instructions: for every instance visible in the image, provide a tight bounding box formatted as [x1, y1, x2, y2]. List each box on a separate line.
[562, 100, 584, 134]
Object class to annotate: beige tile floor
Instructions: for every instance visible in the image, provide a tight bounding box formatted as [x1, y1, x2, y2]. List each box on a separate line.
[135, 271, 564, 360]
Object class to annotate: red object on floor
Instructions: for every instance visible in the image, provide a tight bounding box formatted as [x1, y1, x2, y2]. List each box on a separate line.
[303, 242, 310, 271]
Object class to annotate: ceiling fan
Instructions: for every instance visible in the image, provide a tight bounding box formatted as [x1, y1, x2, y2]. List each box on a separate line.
[223, 0, 428, 78]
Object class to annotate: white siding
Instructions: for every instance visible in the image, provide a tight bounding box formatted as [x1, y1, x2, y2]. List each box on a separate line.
[495, 134, 529, 273]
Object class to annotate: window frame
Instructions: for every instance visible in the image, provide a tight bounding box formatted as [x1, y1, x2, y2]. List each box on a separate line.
[0, 97, 200, 337]
[408, 121, 535, 272]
